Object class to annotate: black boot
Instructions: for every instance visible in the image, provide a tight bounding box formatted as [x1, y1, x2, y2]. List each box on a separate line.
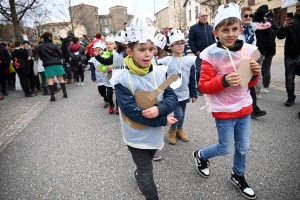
[43, 87, 50, 96]
[60, 83, 68, 98]
[48, 85, 56, 101]
[54, 82, 61, 93]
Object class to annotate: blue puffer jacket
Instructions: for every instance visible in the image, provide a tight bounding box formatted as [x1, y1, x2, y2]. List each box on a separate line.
[188, 22, 215, 55]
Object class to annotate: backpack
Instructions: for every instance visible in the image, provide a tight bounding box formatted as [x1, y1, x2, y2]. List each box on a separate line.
[68, 46, 82, 72]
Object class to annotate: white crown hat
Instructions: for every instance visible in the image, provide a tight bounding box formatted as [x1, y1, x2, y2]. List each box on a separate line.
[126, 16, 156, 43]
[93, 42, 106, 50]
[214, 3, 241, 29]
[154, 34, 167, 49]
[169, 29, 184, 45]
[114, 30, 128, 44]
[105, 35, 115, 44]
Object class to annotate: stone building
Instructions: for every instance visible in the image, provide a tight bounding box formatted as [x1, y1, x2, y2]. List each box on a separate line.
[69, 3, 99, 38]
[155, 6, 169, 31]
[168, 0, 187, 30]
[99, 5, 133, 35]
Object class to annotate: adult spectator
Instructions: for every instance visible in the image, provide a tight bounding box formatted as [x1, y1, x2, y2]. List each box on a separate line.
[239, 6, 267, 118]
[277, 0, 300, 106]
[87, 32, 103, 57]
[188, 11, 215, 95]
[0, 43, 11, 96]
[256, 5, 280, 94]
[38, 32, 67, 101]
[123, 22, 127, 31]
[182, 29, 188, 56]
[61, 30, 73, 83]
[12, 41, 36, 98]
[82, 35, 91, 66]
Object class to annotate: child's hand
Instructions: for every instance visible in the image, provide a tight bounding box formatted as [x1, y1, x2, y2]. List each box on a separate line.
[107, 65, 112, 72]
[225, 73, 241, 86]
[166, 116, 178, 126]
[142, 106, 159, 119]
[250, 60, 260, 76]
[190, 97, 197, 103]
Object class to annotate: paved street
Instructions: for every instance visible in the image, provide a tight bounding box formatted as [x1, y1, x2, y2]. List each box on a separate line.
[0, 44, 300, 199]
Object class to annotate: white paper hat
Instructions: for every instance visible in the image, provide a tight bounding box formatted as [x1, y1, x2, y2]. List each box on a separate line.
[114, 30, 128, 44]
[93, 42, 106, 50]
[105, 35, 115, 44]
[214, 3, 241, 29]
[126, 16, 156, 43]
[154, 34, 167, 49]
[169, 29, 184, 45]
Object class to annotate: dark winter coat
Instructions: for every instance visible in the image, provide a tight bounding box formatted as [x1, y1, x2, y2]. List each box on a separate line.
[38, 39, 62, 67]
[0, 45, 11, 68]
[188, 22, 215, 55]
[265, 11, 280, 55]
[11, 48, 30, 75]
[61, 36, 72, 61]
[277, 13, 300, 58]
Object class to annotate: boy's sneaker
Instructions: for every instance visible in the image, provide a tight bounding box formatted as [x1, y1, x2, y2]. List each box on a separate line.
[260, 88, 269, 94]
[192, 150, 210, 177]
[104, 101, 109, 108]
[251, 108, 267, 119]
[109, 104, 114, 114]
[256, 94, 261, 100]
[284, 98, 295, 107]
[81, 82, 85, 86]
[115, 108, 119, 115]
[77, 82, 81, 86]
[153, 150, 162, 161]
[230, 171, 256, 199]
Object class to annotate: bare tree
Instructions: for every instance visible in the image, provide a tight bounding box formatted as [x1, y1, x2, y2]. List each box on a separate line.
[0, 0, 50, 41]
[200, 0, 246, 15]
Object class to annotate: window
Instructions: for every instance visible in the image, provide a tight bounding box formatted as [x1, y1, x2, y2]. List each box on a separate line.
[189, 10, 191, 21]
[52, 28, 55, 32]
[96, 24, 98, 29]
[104, 19, 107, 24]
[95, 15, 97, 19]
[100, 19, 102, 24]
[174, 15, 176, 23]
[109, 19, 111, 24]
[124, 10, 126, 14]
[174, 1, 176, 9]
[102, 27, 105, 32]
[80, 7, 82, 10]
[189, 1, 191, 6]
[171, 17, 172, 24]
[248, 0, 255, 6]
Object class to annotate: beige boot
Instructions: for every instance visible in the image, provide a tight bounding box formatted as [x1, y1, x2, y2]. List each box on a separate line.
[168, 128, 177, 145]
[176, 128, 189, 142]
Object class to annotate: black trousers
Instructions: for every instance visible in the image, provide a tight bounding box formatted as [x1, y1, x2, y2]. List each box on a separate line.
[18, 74, 31, 95]
[98, 85, 108, 102]
[0, 67, 6, 94]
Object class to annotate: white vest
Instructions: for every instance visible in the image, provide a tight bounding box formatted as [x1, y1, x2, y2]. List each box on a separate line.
[109, 66, 167, 149]
[89, 57, 106, 86]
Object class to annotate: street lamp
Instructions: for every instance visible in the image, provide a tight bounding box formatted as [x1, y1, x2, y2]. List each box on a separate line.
[34, 21, 40, 39]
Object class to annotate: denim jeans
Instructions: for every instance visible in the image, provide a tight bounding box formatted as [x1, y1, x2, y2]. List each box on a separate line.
[261, 55, 273, 88]
[201, 115, 251, 176]
[74, 69, 84, 82]
[195, 56, 202, 92]
[284, 55, 296, 99]
[170, 101, 187, 129]
[128, 146, 159, 200]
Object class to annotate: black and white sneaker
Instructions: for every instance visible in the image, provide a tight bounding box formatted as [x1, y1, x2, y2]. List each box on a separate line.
[230, 171, 256, 199]
[192, 150, 210, 177]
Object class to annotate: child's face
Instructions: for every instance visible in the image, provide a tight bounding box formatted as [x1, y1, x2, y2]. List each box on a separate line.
[106, 42, 114, 51]
[153, 45, 158, 56]
[126, 40, 154, 68]
[95, 48, 103, 55]
[170, 40, 184, 55]
[213, 22, 242, 48]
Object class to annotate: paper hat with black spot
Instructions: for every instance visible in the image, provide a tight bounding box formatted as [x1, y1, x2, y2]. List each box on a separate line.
[125, 16, 156, 43]
[114, 30, 128, 44]
[214, 3, 241, 29]
[169, 29, 184, 45]
[105, 35, 115, 44]
[93, 42, 105, 50]
[154, 34, 167, 49]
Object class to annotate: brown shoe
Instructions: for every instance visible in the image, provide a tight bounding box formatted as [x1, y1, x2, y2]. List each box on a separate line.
[0, 95, 4, 100]
[176, 128, 189, 142]
[66, 79, 72, 84]
[168, 128, 177, 145]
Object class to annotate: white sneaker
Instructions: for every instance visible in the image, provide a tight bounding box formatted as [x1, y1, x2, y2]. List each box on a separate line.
[256, 94, 261, 100]
[260, 88, 269, 94]
[81, 82, 85, 85]
[77, 82, 81, 86]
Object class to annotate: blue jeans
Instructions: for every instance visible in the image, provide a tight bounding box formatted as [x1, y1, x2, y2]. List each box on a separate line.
[170, 102, 187, 129]
[284, 55, 296, 99]
[74, 69, 84, 82]
[128, 146, 159, 200]
[195, 56, 202, 92]
[201, 115, 251, 176]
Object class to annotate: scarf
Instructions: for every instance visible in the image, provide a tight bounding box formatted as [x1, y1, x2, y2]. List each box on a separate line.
[243, 24, 255, 44]
[124, 56, 151, 75]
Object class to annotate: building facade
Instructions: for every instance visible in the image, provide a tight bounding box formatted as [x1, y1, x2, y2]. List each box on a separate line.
[99, 5, 133, 36]
[155, 7, 170, 31]
[168, 0, 187, 30]
[69, 3, 99, 39]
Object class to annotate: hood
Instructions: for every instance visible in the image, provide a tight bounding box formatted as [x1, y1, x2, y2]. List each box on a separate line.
[253, 21, 271, 30]
[70, 43, 80, 52]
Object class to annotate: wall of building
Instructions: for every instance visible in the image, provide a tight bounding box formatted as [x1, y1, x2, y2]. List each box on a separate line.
[168, 0, 187, 29]
[155, 7, 170, 31]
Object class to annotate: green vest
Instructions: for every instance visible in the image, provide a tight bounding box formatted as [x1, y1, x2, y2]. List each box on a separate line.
[99, 50, 112, 73]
